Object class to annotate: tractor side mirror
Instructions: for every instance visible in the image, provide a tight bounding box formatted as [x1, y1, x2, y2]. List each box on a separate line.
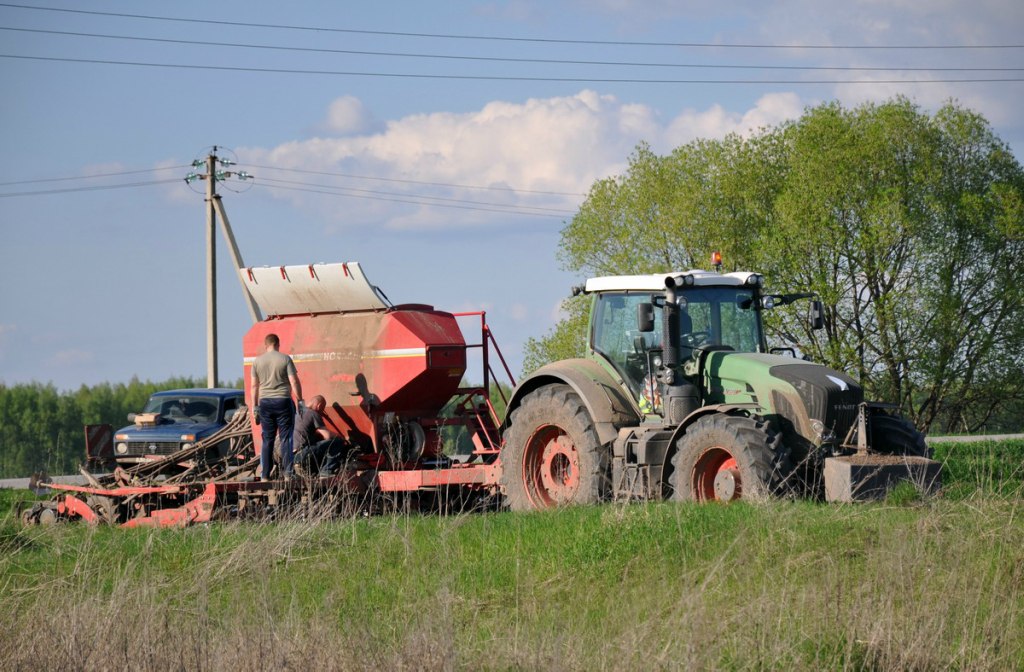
[637, 303, 655, 332]
[808, 300, 825, 330]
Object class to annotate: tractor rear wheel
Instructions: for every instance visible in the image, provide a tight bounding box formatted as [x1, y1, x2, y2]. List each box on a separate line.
[501, 384, 609, 511]
[671, 414, 789, 502]
[870, 414, 930, 458]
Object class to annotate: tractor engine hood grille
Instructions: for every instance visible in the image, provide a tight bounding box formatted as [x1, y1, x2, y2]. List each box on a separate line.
[768, 363, 863, 444]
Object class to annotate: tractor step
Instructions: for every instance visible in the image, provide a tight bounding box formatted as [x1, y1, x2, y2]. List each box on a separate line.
[824, 455, 941, 503]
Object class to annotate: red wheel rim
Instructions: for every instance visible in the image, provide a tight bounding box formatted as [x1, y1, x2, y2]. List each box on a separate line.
[691, 448, 741, 501]
[522, 425, 580, 507]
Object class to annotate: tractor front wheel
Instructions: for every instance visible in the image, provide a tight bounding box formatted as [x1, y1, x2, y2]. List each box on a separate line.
[501, 385, 609, 511]
[671, 414, 789, 502]
[869, 414, 930, 458]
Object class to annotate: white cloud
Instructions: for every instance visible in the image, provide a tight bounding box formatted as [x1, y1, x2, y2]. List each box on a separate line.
[663, 93, 805, 147]
[240, 90, 815, 231]
[321, 96, 372, 135]
[731, 0, 1024, 134]
[509, 303, 529, 321]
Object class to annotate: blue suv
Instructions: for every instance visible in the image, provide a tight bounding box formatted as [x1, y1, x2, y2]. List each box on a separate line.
[113, 388, 245, 464]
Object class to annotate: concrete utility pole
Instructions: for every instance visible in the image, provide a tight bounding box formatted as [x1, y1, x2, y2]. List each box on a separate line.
[186, 148, 260, 389]
[205, 153, 218, 389]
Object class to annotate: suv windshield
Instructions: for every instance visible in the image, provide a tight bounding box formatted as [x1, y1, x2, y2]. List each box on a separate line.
[143, 395, 220, 424]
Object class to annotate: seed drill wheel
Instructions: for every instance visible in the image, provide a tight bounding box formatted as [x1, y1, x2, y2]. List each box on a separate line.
[501, 384, 609, 511]
[86, 495, 119, 525]
[671, 413, 788, 503]
[37, 505, 59, 525]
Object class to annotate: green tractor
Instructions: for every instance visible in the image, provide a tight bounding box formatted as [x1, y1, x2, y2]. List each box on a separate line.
[499, 267, 933, 509]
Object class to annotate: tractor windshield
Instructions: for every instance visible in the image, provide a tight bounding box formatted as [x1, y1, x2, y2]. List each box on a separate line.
[677, 286, 765, 356]
[591, 287, 765, 404]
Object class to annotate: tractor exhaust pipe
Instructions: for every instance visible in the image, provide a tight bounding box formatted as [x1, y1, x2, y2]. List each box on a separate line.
[661, 275, 700, 424]
[663, 275, 693, 370]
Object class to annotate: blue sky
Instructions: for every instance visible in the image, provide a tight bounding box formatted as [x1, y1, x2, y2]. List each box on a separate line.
[1, 1, 1022, 391]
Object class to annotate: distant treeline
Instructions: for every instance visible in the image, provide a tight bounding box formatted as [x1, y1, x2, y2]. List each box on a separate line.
[0, 377, 241, 479]
[0, 377, 505, 479]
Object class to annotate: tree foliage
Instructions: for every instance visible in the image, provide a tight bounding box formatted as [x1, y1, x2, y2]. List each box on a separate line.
[532, 98, 1024, 432]
[0, 376, 219, 478]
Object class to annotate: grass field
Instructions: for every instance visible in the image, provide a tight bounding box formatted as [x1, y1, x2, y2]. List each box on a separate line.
[1, 441, 1022, 671]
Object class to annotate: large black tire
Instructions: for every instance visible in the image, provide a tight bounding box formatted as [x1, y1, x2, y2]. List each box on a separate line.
[870, 414, 931, 458]
[670, 414, 790, 502]
[500, 384, 610, 511]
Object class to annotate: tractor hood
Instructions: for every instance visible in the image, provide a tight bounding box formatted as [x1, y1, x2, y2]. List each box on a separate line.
[703, 351, 863, 453]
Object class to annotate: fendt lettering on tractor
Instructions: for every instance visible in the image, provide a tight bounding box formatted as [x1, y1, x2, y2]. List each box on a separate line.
[498, 262, 935, 510]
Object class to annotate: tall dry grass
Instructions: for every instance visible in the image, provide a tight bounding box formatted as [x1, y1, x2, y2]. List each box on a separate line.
[0, 447, 1021, 671]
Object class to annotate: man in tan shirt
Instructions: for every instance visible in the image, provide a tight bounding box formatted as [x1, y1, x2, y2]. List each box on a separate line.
[251, 333, 303, 479]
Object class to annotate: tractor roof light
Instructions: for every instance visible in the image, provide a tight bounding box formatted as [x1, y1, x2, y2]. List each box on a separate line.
[666, 274, 695, 289]
[711, 251, 723, 272]
[745, 274, 764, 287]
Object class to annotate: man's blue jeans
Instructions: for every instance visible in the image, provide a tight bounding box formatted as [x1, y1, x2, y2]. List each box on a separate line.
[258, 397, 295, 479]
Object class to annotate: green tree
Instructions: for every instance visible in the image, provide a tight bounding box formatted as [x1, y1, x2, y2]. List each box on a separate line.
[521, 295, 590, 373]
[530, 98, 1024, 432]
[0, 376, 207, 478]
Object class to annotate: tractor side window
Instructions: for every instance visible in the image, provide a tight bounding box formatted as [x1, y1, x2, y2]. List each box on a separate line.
[720, 292, 761, 352]
[592, 293, 654, 398]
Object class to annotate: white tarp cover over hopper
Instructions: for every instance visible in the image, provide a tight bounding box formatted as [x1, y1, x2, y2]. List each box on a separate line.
[241, 262, 388, 317]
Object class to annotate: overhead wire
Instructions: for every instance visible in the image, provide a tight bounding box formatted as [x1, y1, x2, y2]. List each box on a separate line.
[3, 54, 1019, 84]
[1, 4, 1017, 208]
[0, 164, 188, 187]
[0, 178, 182, 197]
[246, 164, 585, 197]
[0, 3, 1021, 49]
[0, 163, 581, 218]
[254, 181, 570, 218]
[1, 26, 1020, 73]
[255, 176, 576, 214]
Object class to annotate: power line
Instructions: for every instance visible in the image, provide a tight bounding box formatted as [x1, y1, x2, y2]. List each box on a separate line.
[2, 26, 1021, 73]
[0, 164, 188, 187]
[255, 176, 576, 214]
[0, 162, 583, 203]
[1, 3, 1020, 50]
[254, 181, 569, 218]
[5, 54, 1021, 84]
[0, 178, 181, 197]
[246, 164, 585, 197]
[0, 165, 581, 216]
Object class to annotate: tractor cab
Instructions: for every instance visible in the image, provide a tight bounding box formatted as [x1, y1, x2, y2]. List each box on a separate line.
[585, 270, 781, 415]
